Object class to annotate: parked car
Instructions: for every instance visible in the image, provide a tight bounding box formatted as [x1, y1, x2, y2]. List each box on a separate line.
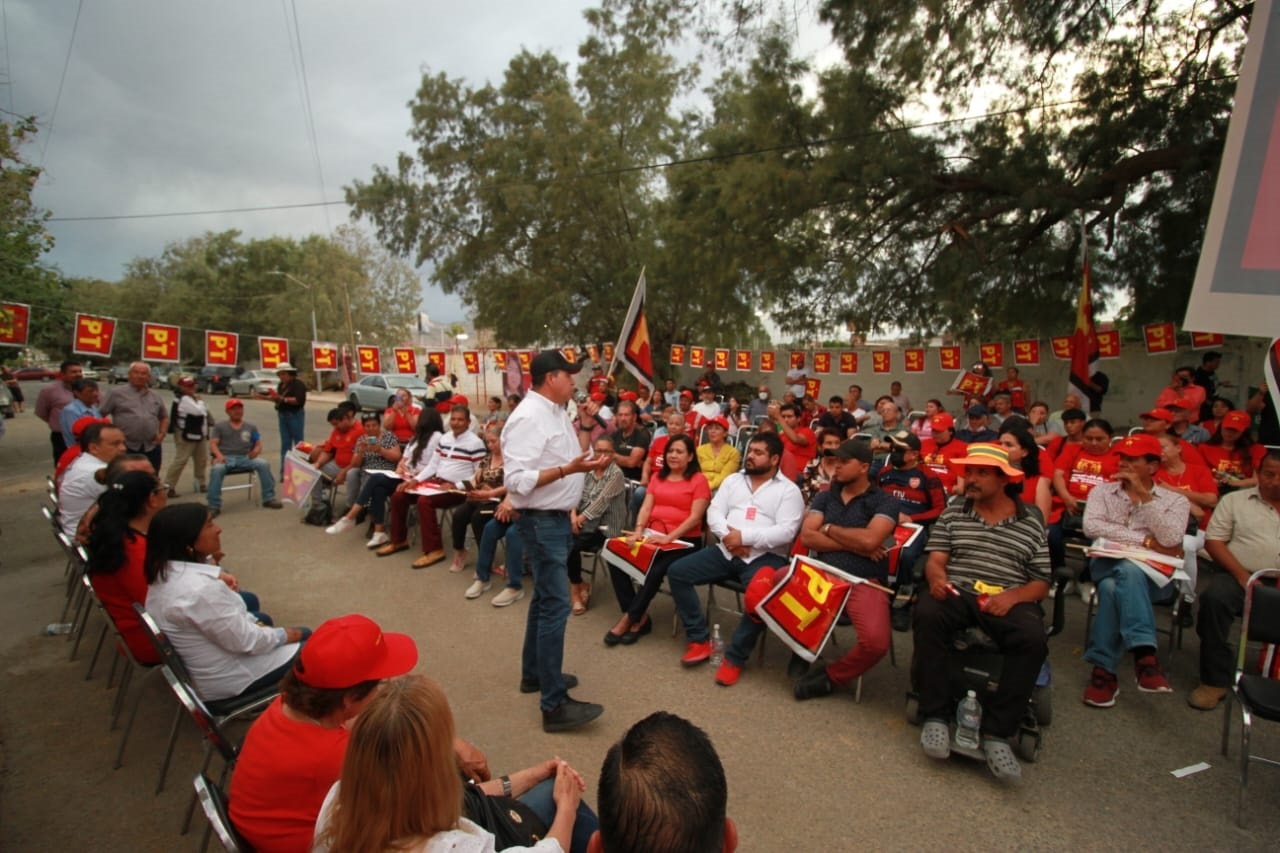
[108, 364, 131, 384]
[347, 373, 430, 411]
[13, 365, 57, 382]
[227, 369, 279, 397]
[196, 365, 242, 394]
[0, 383, 14, 418]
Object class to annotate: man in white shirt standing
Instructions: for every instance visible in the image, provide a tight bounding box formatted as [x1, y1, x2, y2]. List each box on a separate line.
[503, 350, 611, 732]
[667, 431, 805, 687]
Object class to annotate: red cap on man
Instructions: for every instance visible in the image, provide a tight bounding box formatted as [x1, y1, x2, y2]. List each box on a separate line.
[1138, 408, 1174, 424]
[293, 614, 418, 689]
[930, 412, 955, 432]
[225, 399, 244, 413]
[1113, 434, 1163, 458]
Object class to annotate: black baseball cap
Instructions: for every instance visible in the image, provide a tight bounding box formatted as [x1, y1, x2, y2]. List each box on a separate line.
[831, 439, 874, 463]
[531, 349, 584, 382]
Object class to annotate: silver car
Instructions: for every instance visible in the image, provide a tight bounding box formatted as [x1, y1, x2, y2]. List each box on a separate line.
[347, 373, 430, 411]
[227, 370, 280, 397]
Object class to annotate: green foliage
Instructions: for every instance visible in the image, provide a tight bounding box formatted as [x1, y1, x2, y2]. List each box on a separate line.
[351, 0, 1248, 349]
[61, 227, 419, 368]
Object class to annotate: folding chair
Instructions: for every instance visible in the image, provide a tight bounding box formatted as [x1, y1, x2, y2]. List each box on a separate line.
[133, 604, 276, 795]
[193, 772, 249, 853]
[219, 470, 257, 503]
[1220, 569, 1280, 827]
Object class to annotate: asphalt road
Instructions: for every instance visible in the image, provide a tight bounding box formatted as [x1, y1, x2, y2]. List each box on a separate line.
[1, 388, 1277, 851]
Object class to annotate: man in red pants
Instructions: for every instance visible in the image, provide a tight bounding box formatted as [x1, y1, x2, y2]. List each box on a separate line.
[793, 440, 900, 700]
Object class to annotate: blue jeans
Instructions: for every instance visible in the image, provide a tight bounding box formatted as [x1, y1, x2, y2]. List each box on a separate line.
[669, 547, 789, 667]
[277, 408, 306, 472]
[1084, 557, 1177, 672]
[207, 456, 276, 508]
[475, 517, 524, 588]
[520, 778, 599, 853]
[516, 513, 573, 711]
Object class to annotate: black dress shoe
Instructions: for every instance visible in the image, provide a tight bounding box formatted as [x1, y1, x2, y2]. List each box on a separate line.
[794, 666, 834, 701]
[618, 616, 652, 645]
[604, 629, 626, 647]
[542, 697, 604, 732]
[520, 673, 579, 694]
[787, 652, 809, 680]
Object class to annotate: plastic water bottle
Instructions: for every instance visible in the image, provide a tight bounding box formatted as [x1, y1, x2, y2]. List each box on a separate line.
[955, 690, 982, 749]
[709, 624, 725, 668]
[44, 622, 73, 636]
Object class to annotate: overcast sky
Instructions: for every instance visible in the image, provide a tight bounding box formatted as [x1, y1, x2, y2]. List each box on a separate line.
[7, 2, 835, 328]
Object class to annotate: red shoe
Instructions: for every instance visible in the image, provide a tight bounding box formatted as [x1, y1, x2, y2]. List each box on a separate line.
[681, 641, 712, 667]
[1083, 666, 1118, 708]
[1135, 655, 1173, 693]
[714, 660, 742, 686]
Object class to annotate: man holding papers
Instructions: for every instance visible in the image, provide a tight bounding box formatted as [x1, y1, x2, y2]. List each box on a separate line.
[1081, 433, 1190, 708]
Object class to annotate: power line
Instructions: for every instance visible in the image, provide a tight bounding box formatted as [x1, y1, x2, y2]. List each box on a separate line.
[44, 72, 1236, 224]
[40, 0, 83, 167]
[285, 0, 331, 233]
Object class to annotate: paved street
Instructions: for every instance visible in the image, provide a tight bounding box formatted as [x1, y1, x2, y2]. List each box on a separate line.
[1, 387, 1277, 851]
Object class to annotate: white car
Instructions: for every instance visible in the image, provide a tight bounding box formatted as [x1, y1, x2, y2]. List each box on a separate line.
[347, 373, 430, 411]
[227, 370, 280, 397]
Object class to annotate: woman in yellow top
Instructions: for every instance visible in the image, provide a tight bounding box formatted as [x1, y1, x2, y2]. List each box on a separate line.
[696, 416, 740, 490]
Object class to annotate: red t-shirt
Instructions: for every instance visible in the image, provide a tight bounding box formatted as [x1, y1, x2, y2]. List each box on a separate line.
[1156, 465, 1219, 530]
[781, 426, 818, 473]
[322, 423, 363, 468]
[645, 473, 711, 537]
[998, 379, 1028, 412]
[381, 406, 421, 444]
[1198, 443, 1266, 479]
[229, 697, 349, 853]
[920, 437, 968, 491]
[646, 435, 671, 479]
[90, 532, 159, 664]
[1055, 444, 1119, 501]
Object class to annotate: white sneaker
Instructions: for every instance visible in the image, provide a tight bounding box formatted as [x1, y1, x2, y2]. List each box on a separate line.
[491, 587, 525, 608]
[325, 517, 355, 535]
[367, 531, 390, 548]
[465, 579, 492, 599]
[1078, 581, 1095, 605]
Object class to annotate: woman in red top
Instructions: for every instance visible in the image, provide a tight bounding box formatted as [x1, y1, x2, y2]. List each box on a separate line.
[1052, 418, 1118, 518]
[1200, 396, 1233, 437]
[1154, 434, 1219, 529]
[1199, 410, 1265, 492]
[604, 435, 710, 646]
[85, 469, 171, 664]
[381, 388, 422, 446]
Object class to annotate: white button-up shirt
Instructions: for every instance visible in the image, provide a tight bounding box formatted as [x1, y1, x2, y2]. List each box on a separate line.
[146, 559, 298, 701]
[502, 390, 584, 511]
[59, 453, 107, 537]
[707, 470, 805, 562]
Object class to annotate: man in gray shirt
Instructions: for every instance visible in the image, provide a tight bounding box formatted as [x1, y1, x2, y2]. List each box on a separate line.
[207, 399, 283, 516]
[99, 362, 168, 471]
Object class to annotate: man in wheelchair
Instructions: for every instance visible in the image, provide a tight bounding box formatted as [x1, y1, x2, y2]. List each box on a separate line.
[913, 443, 1051, 782]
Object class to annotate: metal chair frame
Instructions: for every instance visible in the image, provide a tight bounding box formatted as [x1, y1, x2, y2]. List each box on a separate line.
[1220, 569, 1280, 827]
[193, 772, 249, 853]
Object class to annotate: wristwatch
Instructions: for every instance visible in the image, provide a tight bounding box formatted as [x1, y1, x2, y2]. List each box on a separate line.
[500, 775, 512, 796]
[823, 523, 832, 536]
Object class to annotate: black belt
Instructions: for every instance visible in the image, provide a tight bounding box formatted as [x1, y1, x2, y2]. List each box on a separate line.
[520, 508, 569, 517]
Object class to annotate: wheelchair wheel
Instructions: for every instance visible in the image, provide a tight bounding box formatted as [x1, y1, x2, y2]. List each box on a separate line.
[1016, 730, 1040, 763]
[1033, 685, 1052, 726]
[905, 695, 921, 726]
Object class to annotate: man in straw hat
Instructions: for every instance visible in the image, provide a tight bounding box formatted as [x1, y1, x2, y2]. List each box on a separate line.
[913, 442, 1050, 783]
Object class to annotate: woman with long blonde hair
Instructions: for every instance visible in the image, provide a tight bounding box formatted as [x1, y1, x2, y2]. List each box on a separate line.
[314, 675, 585, 852]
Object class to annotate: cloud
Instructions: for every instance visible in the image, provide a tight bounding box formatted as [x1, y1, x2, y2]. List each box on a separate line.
[9, 0, 598, 323]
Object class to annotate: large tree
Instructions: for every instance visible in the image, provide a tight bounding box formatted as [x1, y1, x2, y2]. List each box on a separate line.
[347, 0, 773, 359]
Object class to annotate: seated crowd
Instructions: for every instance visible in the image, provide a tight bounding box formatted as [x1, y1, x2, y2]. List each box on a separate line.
[47, 352, 1280, 845]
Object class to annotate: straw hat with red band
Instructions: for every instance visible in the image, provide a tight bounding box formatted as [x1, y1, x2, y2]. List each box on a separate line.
[1113, 433, 1164, 458]
[1220, 410, 1252, 432]
[947, 442, 1024, 480]
[293, 614, 418, 689]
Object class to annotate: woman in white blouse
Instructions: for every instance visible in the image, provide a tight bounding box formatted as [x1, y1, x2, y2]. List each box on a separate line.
[144, 503, 309, 713]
